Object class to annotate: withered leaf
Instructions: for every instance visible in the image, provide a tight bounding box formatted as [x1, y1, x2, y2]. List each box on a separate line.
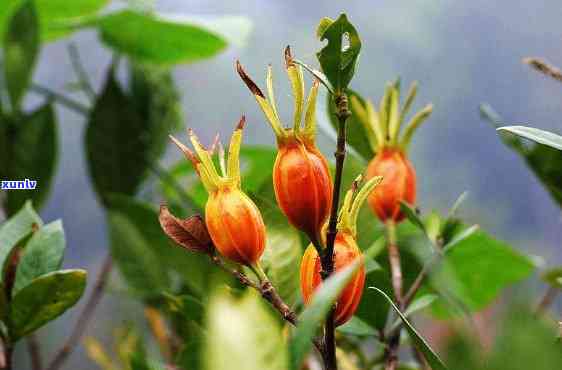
[159, 205, 213, 254]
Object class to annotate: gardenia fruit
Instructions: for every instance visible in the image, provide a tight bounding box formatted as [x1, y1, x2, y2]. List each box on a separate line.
[300, 175, 382, 326]
[169, 117, 266, 266]
[351, 80, 433, 223]
[237, 47, 332, 243]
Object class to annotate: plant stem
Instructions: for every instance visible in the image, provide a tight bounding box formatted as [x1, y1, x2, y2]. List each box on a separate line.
[46, 254, 113, 370]
[535, 285, 560, 314]
[67, 43, 96, 102]
[321, 92, 351, 370]
[30, 84, 90, 115]
[27, 334, 43, 370]
[384, 219, 403, 370]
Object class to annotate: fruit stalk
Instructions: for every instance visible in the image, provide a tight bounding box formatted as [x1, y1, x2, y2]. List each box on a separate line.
[384, 220, 403, 370]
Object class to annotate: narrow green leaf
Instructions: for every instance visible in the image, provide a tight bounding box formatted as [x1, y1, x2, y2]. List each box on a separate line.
[390, 294, 438, 331]
[370, 287, 448, 370]
[12, 220, 65, 296]
[2, 103, 58, 215]
[289, 244, 377, 370]
[0, 201, 42, 281]
[204, 290, 288, 370]
[94, 10, 228, 65]
[498, 125, 562, 151]
[3, 0, 39, 110]
[316, 13, 361, 93]
[9, 269, 87, 340]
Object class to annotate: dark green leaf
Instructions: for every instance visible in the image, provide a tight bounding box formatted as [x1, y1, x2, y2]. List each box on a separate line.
[481, 105, 562, 207]
[0, 282, 7, 320]
[85, 68, 149, 204]
[400, 201, 425, 233]
[204, 290, 288, 370]
[3, 0, 38, 110]
[0, 201, 42, 281]
[289, 244, 378, 370]
[498, 126, 562, 151]
[0, 0, 24, 40]
[326, 89, 375, 160]
[9, 269, 86, 340]
[94, 10, 228, 65]
[370, 287, 448, 370]
[13, 220, 65, 296]
[316, 14, 361, 93]
[1, 104, 58, 215]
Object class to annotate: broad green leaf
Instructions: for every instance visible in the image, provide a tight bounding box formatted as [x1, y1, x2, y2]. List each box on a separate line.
[261, 226, 302, 306]
[289, 244, 377, 370]
[107, 195, 214, 296]
[94, 10, 228, 65]
[541, 267, 562, 289]
[85, 68, 150, 205]
[204, 290, 288, 370]
[337, 316, 377, 337]
[35, 0, 109, 41]
[498, 126, 562, 151]
[428, 231, 535, 317]
[1, 104, 58, 215]
[370, 287, 448, 370]
[0, 201, 42, 281]
[13, 220, 65, 296]
[9, 269, 86, 340]
[326, 89, 375, 160]
[316, 14, 361, 93]
[481, 105, 562, 207]
[3, 0, 38, 110]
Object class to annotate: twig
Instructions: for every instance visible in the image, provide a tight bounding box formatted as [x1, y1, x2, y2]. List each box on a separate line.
[46, 254, 113, 370]
[384, 220, 402, 370]
[67, 43, 96, 102]
[403, 253, 441, 308]
[321, 92, 351, 370]
[523, 57, 562, 83]
[27, 334, 42, 370]
[30, 84, 90, 115]
[535, 285, 560, 315]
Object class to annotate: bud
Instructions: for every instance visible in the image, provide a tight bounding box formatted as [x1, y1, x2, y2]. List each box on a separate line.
[350, 80, 433, 223]
[169, 117, 266, 265]
[237, 47, 332, 241]
[300, 176, 381, 326]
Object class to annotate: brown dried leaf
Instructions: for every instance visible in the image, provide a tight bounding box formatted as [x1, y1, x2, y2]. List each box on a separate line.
[159, 205, 213, 254]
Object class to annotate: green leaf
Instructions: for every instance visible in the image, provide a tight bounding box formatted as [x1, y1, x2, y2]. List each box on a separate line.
[400, 202, 426, 233]
[261, 226, 302, 306]
[35, 0, 109, 41]
[93, 10, 228, 65]
[541, 267, 562, 289]
[0, 201, 42, 281]
[9, 269, 86, 340]
[326, 89, 375, 160]
[107, 195, 214, 297]
[337, 316, 377, 337]
[289, 244, 378, 370]
[370, 287, 448, 370]
[0, 0, 24, 40]
[12, 220, 65, 296]
[316, 14, 361, 93]
[355, 266, 392, 331]
[498, 126, 562, 151]
[482, 105, 562, 207]
[390, 294, 438, 331]
[3, 0, 39, 110]
[429, 231, 535, 317]
[1, 103, 58, 215]
[85, 68, 150, 205]
[0, 282, 7, 320]
[204, 290, 288, 370]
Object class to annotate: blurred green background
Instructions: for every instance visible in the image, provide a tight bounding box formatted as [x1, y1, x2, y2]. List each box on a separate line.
[11, 0, 562, 368]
